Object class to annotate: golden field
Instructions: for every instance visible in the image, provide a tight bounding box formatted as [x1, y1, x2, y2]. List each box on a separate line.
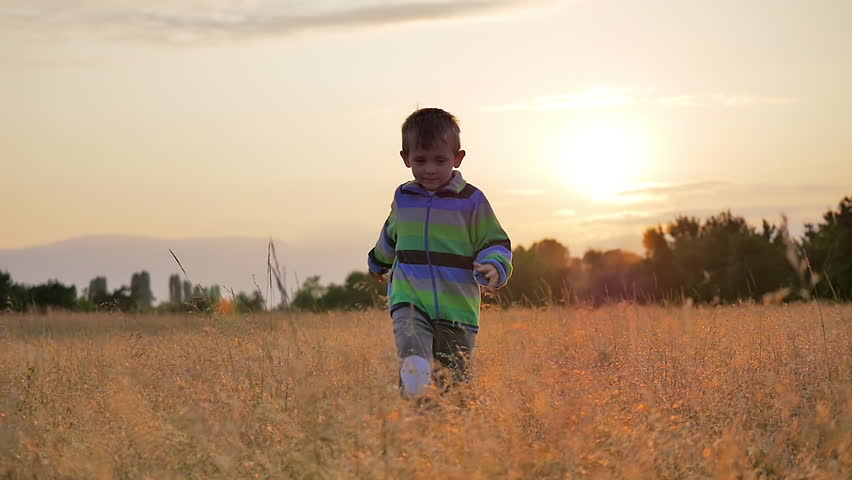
[0, 304, 850, 479]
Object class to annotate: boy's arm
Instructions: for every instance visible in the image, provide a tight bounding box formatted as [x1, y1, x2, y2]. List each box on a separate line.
[368, 197, 398, 276]
[471, 192, 513, 288]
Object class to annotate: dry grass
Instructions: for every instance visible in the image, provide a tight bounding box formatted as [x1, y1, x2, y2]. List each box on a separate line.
[0, 304, 850, 479]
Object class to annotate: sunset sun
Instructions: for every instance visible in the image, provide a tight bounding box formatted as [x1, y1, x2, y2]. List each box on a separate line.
[556, 118, 651, 202]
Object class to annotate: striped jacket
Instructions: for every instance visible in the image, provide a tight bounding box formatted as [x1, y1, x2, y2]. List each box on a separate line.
[368, 171, 512, 331]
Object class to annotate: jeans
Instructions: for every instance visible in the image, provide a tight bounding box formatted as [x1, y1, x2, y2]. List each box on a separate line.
[392, 305, 477, 389]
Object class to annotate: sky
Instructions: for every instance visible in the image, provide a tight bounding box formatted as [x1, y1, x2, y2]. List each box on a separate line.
[2, 0, 851, 287]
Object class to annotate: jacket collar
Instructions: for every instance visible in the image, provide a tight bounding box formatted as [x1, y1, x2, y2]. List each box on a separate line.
[400, 170, 467, 196]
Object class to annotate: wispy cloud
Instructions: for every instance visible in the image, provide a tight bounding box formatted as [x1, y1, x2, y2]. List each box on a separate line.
[613, 181, 845, 203]
[615, 181, 730, 199]
[709, 94, 798, 108]
[576, 203, 840, 229]
[485, 88, 798, 111]
[0, 0, 546, 42]
[657, 95, 704, 108]
[576, 210, 664, 226]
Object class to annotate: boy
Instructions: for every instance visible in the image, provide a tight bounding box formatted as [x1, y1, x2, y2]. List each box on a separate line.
[368, 107, 513, 399]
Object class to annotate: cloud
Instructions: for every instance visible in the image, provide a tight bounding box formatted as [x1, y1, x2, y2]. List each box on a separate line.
[615, 181, 846, 202]
[0, 0, 545, 42]
[604, 182, 848, 224]
[657, 95, 705, 108]
[574, 207, 760, 229]
[709, 94, 798, 108]
[576, 210, 664, 226]
[615, 181, 730, 198]
[485, 88, 798, 112]
[572, 200, 842, 229]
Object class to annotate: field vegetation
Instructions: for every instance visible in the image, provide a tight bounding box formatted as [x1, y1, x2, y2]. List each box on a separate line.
[1, 304, 849, 478]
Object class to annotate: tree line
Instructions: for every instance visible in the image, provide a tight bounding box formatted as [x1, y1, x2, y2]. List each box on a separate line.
[292, 195, 851, 309]
[0, 270, 264, 314]
[2, 195, 849, 313]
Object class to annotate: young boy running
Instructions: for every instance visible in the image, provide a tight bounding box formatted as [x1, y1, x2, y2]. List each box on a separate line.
[368, 107, 513, 398]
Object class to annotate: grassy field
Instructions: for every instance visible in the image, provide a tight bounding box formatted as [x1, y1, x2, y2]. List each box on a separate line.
[0, 304, 850, 479]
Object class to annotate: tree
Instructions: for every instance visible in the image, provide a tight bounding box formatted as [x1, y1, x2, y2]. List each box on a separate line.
[0, 270, 24, 311]
[664, 211, 796, 303]
[1, 270, 13, 306]
[235, 291, 265, 313]
[531, 238, 570, 269]
[642, 226, 670, 260]
[88, 276, 109, 304]
[583, 249, 643, 305]
[319, 284, 349, 310]
[292, 276, 326, 311]
[507, 239, 574, 306]
[341, 271, 385, 309]
[183, 281, 192, 303]
[25, 280, 77, 311]
[168, 274, 183, 304]
[108, 286, 135, 312]
[803, 196, 852, 299]
[667, 215, 700, 245]
[130, 271, 154, 311]
[185, 285, 217, 312]
[208, 285, 222, 305]
[641, 226, 674, 300]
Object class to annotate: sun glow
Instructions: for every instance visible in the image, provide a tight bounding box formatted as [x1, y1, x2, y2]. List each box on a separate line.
[555, 118, 652, 202]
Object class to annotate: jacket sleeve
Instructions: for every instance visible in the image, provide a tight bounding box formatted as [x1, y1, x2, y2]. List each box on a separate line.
[368, 196, 398, 275]
[471, 192, 513, 288]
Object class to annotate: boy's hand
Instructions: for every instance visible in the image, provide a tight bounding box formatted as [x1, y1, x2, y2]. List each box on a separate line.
[473, 262, 499, 290]
[369, 271, 387, 283]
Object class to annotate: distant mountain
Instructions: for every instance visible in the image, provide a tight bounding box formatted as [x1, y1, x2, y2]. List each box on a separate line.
[0, 235, 367, 304]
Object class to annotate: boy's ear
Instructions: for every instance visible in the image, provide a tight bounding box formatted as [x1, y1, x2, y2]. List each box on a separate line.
[400, 150, 411, 168]
[454, 150, 466, 168]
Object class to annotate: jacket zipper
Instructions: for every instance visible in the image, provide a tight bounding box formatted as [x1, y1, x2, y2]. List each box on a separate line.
[424, 194, 440, 320]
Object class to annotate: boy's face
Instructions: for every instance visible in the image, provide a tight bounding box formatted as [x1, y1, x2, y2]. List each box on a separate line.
[400, 140, 465, 191]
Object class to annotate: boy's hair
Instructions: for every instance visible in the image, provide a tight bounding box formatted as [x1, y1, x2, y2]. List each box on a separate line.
[401, 108, 461, 154]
